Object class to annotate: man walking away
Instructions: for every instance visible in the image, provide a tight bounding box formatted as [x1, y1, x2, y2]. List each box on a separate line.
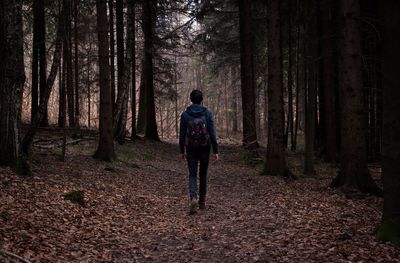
[179, 90, 219, 214]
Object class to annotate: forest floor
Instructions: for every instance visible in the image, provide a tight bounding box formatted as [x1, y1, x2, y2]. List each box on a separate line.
[1, 133, 399, 263]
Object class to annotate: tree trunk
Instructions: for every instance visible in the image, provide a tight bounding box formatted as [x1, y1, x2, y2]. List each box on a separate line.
[264, 0, 289, 177]
[304, 0, 318, 176]
[113, 0, 126, 138]
[94, 0, 115, 161]
[59, 44, 67, 128]
[130, 0, 137, 139]
[238, 0, 258, 149]
[114, 0, 133, 144]
[109, 0, 116, 110]
[0, 0, 25, 170]
[137, 67, 146, 134]
[292, 8, 301, 152]
[32, 0, 47, 126]
[376, 0, 400, 244]
[31, 0, 48, 127]
[73, 0, 80, 128]
[64, 0, 75, 128]
[320, 0, 339, 162]
[143, 0, 160, 141]
[330, 0, 381, 195]
[287, 0, 294, 150]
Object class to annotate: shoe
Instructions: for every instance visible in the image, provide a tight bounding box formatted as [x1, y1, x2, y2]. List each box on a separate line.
[199, 203, 206, 210]
[189, 197, 198, 214]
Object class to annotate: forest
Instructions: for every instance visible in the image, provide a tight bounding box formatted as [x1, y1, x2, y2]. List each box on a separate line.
[0, 0, 400, 262]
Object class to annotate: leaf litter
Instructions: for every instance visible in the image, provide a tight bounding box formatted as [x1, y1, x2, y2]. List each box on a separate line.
[0, 137, 399, 262]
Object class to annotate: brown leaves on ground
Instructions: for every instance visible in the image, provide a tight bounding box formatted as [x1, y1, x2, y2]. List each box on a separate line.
[0, 137, 399, 262]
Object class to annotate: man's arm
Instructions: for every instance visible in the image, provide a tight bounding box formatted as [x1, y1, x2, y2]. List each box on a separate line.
[208, 111, 219, 154]
[179, 112, 187, 154]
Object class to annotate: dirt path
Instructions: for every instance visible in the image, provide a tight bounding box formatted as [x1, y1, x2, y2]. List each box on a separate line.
[1, 138, 399, 262]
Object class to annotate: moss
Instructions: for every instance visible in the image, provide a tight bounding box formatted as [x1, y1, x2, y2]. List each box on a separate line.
[241, 151, 263, 167]
[64, 190, 85, 206]
[376, 219, 400, 245]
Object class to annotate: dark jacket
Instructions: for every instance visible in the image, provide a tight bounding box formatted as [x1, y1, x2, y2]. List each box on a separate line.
[179, 104, 218, 154]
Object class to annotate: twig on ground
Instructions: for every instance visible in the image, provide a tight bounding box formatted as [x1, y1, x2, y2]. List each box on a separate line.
[0, 249, 33, 263]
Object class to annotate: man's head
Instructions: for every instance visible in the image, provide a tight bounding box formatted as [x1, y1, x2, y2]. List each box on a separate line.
[190, 89, 203, 104]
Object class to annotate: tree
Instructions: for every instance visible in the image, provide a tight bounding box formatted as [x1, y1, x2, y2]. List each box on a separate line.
[238, 0, 258, 149]
[130, 0, 137, 139]
[264, 0, 288, 176]
[376, 0, 400, 245]
[109, 0, 116, 109]
[31, 0, 48, 126]
[0, 0, 25, 170]
[304, 0, 318, 176]
[320, 0, 339, 162]
[74, 0, 80, 128]
[94, 0, 115, 161]
[142, 0, 160, 141]
[114, 0, 134, 143]
[330, 0, 381, 195]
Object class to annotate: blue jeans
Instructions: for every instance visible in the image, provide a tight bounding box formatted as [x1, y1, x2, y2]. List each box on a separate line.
[187, 148, 210, 204]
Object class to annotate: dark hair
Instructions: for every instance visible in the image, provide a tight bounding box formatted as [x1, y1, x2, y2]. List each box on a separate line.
[190, 89, 203, 104]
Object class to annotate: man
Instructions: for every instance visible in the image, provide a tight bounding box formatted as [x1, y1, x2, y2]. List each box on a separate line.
[179, 90, 219, 214]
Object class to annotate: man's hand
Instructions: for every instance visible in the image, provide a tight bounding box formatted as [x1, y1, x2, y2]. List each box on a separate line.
[213, 154, 219, 161]
[181, 153, 186, 160]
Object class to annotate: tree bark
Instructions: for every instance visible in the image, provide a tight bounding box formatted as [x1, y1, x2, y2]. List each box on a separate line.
[376, 0, 400, 245]
[238, 0, 258, 149]
[32, 0, 48, 126]
[137, 67, 146, 134]
[264, 0, 289, 177]
[131, 0, 137, 139]
[0, 0, 25, 170]
[114, 0, 133, 144]
[320, 0, 339, 162]
[287, 0, 294, 150]
[64, 0, 75, 127]
[143, 0, 160, 141]
[31, 0, 48, 127]
[108, 0, 116, 110]
[94, 0, 115, 161]
[73, 0, 80, 128]
[330, 0, 381, 195]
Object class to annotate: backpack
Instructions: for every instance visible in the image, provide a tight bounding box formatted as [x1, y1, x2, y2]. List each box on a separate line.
[185, 114, 210, 148]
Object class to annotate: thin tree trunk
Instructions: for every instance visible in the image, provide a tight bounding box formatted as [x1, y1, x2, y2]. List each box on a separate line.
[287, 0, 294, 150]
[130, 0, 137, 139]
[238, 0, 258, 149]
[264, 0, 290, 177]
[94, 0, 115, 161]
[137, 67, 146, 134]
[32, 0, 49, 127]
[292, 7, 301, 151]
[73, 0, 80, 128]
[87, 41, 92, 128]
[143, 0, 160, 141]
[114, 0, 124, 129]
[109, 0, 116, 110]
[64, 0, 75, 127]
[31, 0, 40, 124]
[304, 0, 318, 176]
[320, 0, 339, 161]
[115, 0, 133, 144]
